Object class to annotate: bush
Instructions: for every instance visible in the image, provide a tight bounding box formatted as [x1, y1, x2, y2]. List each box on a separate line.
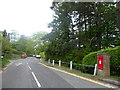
[11, 48, 19, 55]
[2, 60, 9, 67]
[59, 49, 89, 70]
[82, 46, 120, 75]
[3, 53, 12, 59]
[39, 52, 45, 58]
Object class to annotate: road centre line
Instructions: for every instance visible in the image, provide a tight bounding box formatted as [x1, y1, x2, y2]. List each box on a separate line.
[28, 65, 31, 70]
[31, 72, 41, 88]
[39, 63, 116, 88]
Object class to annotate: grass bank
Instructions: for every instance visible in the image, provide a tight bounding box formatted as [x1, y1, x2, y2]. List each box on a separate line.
[10, 57, 21, 60]
[0, 60, 10, 68]
[0, 56, 20, 69]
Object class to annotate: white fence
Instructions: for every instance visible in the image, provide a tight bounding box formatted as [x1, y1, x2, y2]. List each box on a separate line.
[47, 59, 97, 76]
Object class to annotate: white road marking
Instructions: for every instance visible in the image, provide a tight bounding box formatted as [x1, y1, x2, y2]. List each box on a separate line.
[27, 63, 28, 65]
[16, 63, 22, 66]
[31, 72, 41, 88]
[28, 65, 31, 70]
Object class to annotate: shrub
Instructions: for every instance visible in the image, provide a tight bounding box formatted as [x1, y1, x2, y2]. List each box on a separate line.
[2, 60, 9, 67]
[11, 48, 19, 55]
[82, 46, 120, 75]
[39, 52, 45, 58]
[60, 49, 89, 70]
[3, 53, 12, 59]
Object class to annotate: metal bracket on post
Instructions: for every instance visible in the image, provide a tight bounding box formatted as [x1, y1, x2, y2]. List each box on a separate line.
[53, 60, 54, 66]
[59, 60, 61, 67]
[70, 61, 72, 70]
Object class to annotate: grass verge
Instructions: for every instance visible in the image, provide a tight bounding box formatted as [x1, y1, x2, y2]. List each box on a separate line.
[43, 63, 102, 80]
[0, 60, 10, 68]
[0, 56, 20, 69]
[10, 57, 21, 60]
[110, 76, 120, 82]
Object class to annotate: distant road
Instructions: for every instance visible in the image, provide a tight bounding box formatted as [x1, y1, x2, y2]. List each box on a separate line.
[2, 57, 115, 88]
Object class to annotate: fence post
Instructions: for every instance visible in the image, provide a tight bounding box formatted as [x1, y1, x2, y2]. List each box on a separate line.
[53, 60, 54, 66]
[93, 64, 97, 76]
[59, 60, 61, 67]
[70, 61, 72, 70]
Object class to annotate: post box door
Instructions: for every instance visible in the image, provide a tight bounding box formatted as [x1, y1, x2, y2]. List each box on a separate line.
[98, 56, 104, 69]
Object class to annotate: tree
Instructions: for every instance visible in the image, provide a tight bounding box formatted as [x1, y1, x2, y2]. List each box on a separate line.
[16, 35, 27, 54]
[25, 38, 35, 56]
[44, 2, 119, 62]
[2, 30, 12, 59]
[31, 31, 48, 55]
[9, 30, 20, 42]
[3, 30, 7, 37]
[116, 1, 120, 32]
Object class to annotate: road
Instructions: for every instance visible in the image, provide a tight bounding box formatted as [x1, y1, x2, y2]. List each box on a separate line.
[2, 57, 116, 88]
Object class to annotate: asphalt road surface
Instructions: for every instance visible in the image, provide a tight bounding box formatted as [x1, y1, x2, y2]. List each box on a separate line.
[2, 57, 116, 88]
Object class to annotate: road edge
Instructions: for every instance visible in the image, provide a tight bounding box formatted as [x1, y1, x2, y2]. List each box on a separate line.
[39, 63, 118, 89]
[0, 61, 12, 73]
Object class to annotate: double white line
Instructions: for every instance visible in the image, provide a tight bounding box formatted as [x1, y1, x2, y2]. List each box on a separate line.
[27, 63, 41, 88]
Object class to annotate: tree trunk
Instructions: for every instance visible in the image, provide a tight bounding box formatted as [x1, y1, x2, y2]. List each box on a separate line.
[95, 3, 102, 51]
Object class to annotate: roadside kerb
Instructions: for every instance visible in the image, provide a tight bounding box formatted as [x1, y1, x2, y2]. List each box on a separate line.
[39, 63, 117, 88]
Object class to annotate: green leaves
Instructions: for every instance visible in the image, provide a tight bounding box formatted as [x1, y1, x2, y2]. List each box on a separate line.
[42, 2, 119, 75]
[82, 46, 120, 75]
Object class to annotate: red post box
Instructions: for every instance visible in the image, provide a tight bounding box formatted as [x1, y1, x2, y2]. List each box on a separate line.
[98, 56, 104, 69]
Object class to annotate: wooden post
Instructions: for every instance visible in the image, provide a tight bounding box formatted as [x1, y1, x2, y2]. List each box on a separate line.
[59, 60, 61, 67]
[93, 64, 97, 76]
[70, 61, 72, 70]
[53, 60, 54, 66]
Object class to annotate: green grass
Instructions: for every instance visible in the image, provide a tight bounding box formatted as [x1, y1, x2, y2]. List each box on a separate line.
[10, 57, 21, 60]
[0, 56, 20, 69]
[110, 76, 120, 82]
[0, 56, 21, 69]
[2, 60, 10, 67]
[0, 57, 21, 69]
[44, 63, 120, 82]
[0, 60, 10, 68]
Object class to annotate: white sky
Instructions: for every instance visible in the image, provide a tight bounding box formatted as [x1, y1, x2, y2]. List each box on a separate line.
[0, 0, 53, 36]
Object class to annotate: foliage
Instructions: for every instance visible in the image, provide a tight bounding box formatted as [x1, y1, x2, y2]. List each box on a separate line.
[39, 52, 45, 58]
[1, 29, 48, 60]
[43, 2, 120, 68]
[2, 60, 10, 67]
[30, 31, 48, 55]
[64, 49, 89, 63]
[2, 30, 12, 60]
[82, 46, 120, 75]
[2, 37, 11, 55]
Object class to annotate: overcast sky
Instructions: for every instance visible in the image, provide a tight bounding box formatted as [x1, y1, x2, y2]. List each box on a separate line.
[0, 0, 53, 36]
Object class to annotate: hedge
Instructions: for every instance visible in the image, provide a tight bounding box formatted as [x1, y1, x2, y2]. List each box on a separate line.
[82, 46, 120, 76]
